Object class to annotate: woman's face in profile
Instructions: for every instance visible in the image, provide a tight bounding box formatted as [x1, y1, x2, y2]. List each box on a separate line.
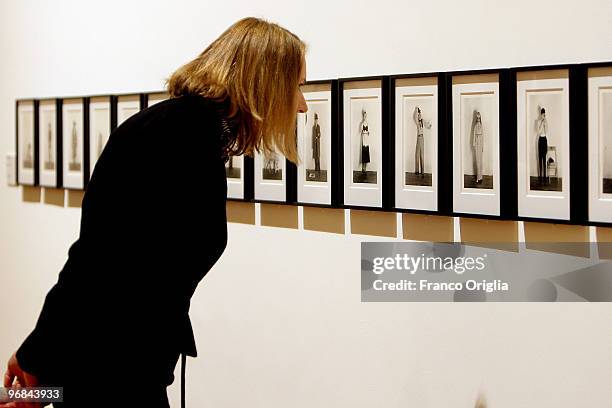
[296, 58, 308, 114]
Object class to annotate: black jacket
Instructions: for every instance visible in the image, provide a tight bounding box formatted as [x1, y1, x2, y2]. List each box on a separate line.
[16, 94, 228, 387]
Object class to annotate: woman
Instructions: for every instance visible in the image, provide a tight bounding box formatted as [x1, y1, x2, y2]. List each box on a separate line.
[359, 109, 370, 173]
[3, 17, 307, 408]
[473, 111, 484, 184]
[537, 107, 548, 184]
[413, 106, 431, 178]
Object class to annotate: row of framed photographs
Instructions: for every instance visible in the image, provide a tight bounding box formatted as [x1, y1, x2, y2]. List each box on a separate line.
[15, 92, 168, 189]
[13, 62, 612, 226]
[225, 62, 612, 226]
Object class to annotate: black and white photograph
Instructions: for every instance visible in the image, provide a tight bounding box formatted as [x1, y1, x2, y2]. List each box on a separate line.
[528, 102, 562, 192]
[117, 94, 140, 127]
[394, 78, 438, 211]
[600, 87, 612, 195]
[352, 107, 377, 184]
[588, 69, 612, 222]
[297, 86, 332, 205]
[16, 100, 35, 185]
[62, 98, 85, 189]
[226, 154, 245, 199]
[263, 150, 282, 180]
[89, 96, 111, 177]
[452, 77, 500, 216]
[254, 147, 286, 202]
[226, 155, 241, 179]
[517, 72, 570, 220]
[343, 82, 382, 207]
[38, 99, 58, 187]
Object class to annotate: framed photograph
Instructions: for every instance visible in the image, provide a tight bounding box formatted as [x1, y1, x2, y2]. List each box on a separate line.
[342, 79, 383, 207]
[297, 82, 335, 205]
[116, 94, 141, 127]
[588, 67, 612, 223]
[394, 76, 438, 211]
[89, 96, 111, 177]
[147, 92, 168, 108]
[452, 73, 501, 216]
[38, 99, 60, 187]
[517, 70, 570, 220]
[226, 154, 245, 199]
[62, 98, 86, 190]
[254, 147, 286, 202]
[16, 100, 37, 185]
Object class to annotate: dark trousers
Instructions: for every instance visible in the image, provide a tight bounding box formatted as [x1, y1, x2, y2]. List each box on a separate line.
[50, 383, 170, 408]
[538, 136, 547, 180]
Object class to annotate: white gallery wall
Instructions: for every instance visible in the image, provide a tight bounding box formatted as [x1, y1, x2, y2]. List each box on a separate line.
[1, 1, 612, 407]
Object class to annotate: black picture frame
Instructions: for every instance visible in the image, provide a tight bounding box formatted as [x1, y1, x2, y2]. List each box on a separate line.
[112, 92, 145, 131]
[338, 75, 390, 210]
[447, 68, 504, 218]
[293, 78, 340, 208]
[15, 99, 39, 186]
[37, 97, 63, 188]
[87, 94, 113, 182]
[513, 64, 578, 224]
[389, 71, 447, 216]
[60, 97, 88, 191]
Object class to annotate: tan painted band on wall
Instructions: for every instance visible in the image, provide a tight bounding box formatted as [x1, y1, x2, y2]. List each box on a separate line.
[588, 66, 612, 78]
[227, 201, 255, 225]
[351, 209, 396, 237]
[148, 92, 169, 100]
[344, 80, 382, 90]
[303, 206, 344, 234]
[452, 73, 499, 85]
[301, 83, 331, 93]
[63, 97, 82, 105]
[90, 96, 110, 104]
[118, 94, 140, 103]
[524, 221, 589, 258]
[517, 69, 569, 81]
[22, 186, 41, 203]
[67, 190, 85, 208]
[44, 188, 64, 207]
[395, 77, 437, 87]
[460, 218, 519, 252]
[260, 203, 298, 229]
[402, 213, 453, 242]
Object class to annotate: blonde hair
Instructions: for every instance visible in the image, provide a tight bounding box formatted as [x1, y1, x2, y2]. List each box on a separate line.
[166, 17, 306, 163]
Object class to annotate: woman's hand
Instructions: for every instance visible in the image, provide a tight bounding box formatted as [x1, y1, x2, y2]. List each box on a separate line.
[1, 352, 42, 408]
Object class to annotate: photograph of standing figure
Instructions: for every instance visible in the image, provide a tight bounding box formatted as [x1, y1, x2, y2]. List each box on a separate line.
[537, 107, 548, 183]
[353, 108, 377, 183]
[472, 111, 484, 185]
[410, 106, 432, 185]
[45, 123, 55, 170]
[395, 80, 438, 211]
[225, 154, 241, 179]
[263, 150, 282, 180]
[312, 113, 321, 171]
[529, 104, 562, 192]
[305, 112, 326, 182]
[452, 76, 500, 216]
[23, 142, 33, 169]
[360, 109, 370, 172]
[460, 99, 494, 190]
[69, 120, 81, 172]
[472, 111, 483, 184]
